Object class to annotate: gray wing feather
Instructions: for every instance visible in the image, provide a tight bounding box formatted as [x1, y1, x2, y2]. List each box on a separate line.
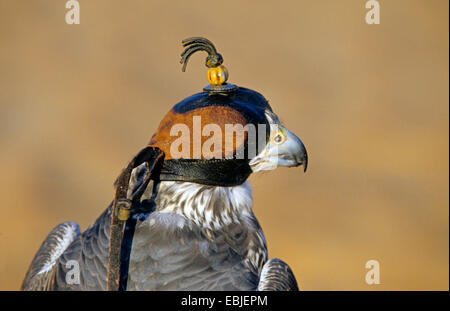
[54, 207, 112, 290]
[257, 258, 299, 291]
[21, 222, 80, 291]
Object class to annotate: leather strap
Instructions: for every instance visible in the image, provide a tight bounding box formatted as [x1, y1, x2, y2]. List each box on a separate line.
[106, 146, 164, 291]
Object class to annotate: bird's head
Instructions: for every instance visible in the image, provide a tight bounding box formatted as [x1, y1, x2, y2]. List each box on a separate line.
[145, 37, 307, 186]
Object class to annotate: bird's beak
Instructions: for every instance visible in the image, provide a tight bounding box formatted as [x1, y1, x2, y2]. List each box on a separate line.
[249, 125, 308, 173]
[276, 128, 308, 172]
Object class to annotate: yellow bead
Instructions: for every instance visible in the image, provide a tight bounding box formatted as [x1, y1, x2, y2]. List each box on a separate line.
[207, 65, 229, 86]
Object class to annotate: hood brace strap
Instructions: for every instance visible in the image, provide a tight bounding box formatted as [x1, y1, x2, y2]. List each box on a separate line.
[106, 146, 165, 291]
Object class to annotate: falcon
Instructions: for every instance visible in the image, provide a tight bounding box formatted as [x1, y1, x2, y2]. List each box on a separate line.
[22, 37, 308, 291]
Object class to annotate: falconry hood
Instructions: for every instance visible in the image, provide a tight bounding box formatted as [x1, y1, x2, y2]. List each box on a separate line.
[149, 37, 274, 187]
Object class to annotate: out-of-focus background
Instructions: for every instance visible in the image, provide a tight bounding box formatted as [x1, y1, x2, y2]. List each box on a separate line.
[0, 0, 448, 290]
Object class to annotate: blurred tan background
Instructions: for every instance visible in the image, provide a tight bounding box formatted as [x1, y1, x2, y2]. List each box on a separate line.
[0, 0, 448, 290]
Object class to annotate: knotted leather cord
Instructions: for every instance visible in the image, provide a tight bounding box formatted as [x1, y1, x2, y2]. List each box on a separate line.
[106, 146, 164, 291]
[180, 37, 223, 72]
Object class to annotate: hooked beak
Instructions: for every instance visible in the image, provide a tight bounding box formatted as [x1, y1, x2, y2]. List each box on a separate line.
[249, 125, 308, 173]
[277, 128, 308, 172]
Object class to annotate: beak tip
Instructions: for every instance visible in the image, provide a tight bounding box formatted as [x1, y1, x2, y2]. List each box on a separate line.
[303, 149, 308, 173]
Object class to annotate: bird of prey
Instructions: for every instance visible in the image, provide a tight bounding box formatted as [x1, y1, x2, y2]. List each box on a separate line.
[22, 38, 308, 291]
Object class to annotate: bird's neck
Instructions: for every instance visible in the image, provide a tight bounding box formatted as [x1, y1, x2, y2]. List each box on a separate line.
[153, 181, 254, 231]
